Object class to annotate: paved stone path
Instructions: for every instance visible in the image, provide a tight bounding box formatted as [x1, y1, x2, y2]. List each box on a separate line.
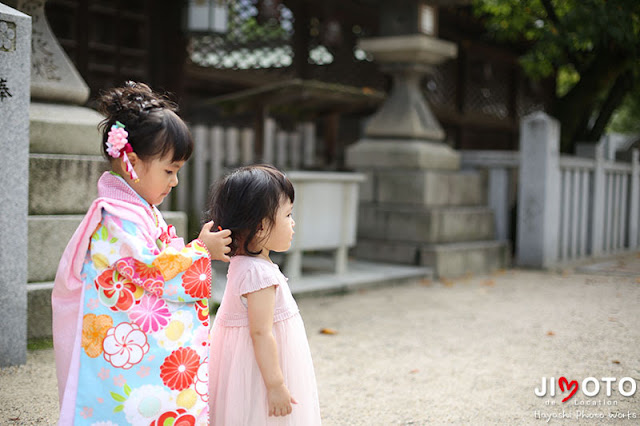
[2, 254, 640, 425]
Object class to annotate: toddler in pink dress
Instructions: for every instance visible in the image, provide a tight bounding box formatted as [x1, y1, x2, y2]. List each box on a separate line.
[205, 165, 321, 425]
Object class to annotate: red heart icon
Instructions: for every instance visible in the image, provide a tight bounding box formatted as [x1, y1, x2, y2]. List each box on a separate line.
[558, 377, 578, 402]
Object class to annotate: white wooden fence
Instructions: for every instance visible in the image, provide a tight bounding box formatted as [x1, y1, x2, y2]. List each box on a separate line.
[172, 119, 317, 218]
[462, 112, 640, 268]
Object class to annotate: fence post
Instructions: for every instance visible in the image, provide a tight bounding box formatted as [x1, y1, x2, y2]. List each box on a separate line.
[210, 125, 225, 183]
[301, 121, 316, 168]
[590, 144, 606, 256]
[192, 125, 209, 213]
[240, 128, 254, 165]
[290, 131, 302, 169]
[263, 117, 276, 164]
[276, 130, 288, 169]
[516, 112, 561, 268]
[225, 126, 239, 166]
[629, 149, 639, 249]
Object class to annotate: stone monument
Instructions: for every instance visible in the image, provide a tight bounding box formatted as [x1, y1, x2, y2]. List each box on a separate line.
[0, 2, 30, 366]
[346, 1, 509, 277]
[13, 0, 188, 341]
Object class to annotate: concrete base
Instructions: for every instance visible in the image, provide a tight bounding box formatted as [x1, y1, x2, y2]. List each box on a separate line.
[355, 239, 510, 278]
[420, 240, 511, 278]
[358, 204, 495, 244]
[26, 282, 53, 340]
[375, 169, 486, 206]
[29, 103, 103, 155]
[346, 138, 460, 171]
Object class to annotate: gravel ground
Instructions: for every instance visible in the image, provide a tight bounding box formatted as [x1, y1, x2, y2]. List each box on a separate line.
[2, 259, 640, 425]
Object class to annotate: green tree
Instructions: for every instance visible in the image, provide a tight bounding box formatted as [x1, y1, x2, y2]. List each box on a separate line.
[473, 0, 640, 152]
[609, 85, 640, 133]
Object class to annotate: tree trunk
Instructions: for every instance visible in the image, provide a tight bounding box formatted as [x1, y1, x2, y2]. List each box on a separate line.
[584, 70, 635, 142]
[552, 54, 628, 152]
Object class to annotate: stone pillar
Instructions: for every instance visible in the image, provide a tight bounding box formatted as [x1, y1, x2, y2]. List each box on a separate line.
[516, 112, 561, 268]
[0, 2, 31, 366]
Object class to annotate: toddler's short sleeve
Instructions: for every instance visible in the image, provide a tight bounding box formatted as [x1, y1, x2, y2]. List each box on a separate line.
[237, 262, 281, 296]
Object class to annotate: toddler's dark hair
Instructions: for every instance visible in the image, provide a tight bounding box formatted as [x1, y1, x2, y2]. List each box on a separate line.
[204, 164, 295, 256]
[97, 81, 193, 162]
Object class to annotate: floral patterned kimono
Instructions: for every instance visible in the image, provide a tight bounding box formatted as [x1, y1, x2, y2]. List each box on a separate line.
[52, 172, 211, 425]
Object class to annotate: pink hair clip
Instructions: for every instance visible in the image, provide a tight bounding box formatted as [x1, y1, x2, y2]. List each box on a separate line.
[106, 121, 139, 183]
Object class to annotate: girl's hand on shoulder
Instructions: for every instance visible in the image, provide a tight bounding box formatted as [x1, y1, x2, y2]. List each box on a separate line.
[267, 383, 297, 417]
[198, 221, 232, 262]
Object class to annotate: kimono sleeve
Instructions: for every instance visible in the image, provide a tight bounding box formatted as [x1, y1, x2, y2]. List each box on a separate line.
[92, 211, 212, 303]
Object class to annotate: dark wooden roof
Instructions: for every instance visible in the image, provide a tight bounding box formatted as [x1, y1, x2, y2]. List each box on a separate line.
[194, 78, 384, 119]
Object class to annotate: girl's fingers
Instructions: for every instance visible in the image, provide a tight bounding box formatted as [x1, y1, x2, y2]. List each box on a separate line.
[216, 228, 232, 238]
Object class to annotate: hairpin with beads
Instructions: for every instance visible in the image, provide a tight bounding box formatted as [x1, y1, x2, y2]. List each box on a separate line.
[106, 121, 139, 183]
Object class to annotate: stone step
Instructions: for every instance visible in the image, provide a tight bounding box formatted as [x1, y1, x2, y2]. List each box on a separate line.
[29, 154, 108, 215]
[30, 102, 103, 155]
[375, 169, 487, 207]
[358, 204, 495, 244]
[354, 238, 510, 278]
[27, 212, 188, 283]
[420, 240, 511, 279]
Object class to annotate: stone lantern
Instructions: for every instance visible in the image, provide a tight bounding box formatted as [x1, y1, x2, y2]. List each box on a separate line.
[348, 0, 459, 169]
[346, 0, 509, 277]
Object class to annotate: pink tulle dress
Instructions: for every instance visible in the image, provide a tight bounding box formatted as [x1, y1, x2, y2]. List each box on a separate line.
[209, 255, 321, 425]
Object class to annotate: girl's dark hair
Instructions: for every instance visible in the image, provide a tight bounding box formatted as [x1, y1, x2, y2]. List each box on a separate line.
[204, 164, 295, 256]
[97, 81, 193, 162]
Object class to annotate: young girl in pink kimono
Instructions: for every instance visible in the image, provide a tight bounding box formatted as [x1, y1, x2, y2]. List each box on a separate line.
[52, 81, 232, 425]
[205, 165, 322, 425]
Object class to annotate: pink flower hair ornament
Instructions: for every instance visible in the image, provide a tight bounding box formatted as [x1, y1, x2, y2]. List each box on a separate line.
[106, 121, 139, 182]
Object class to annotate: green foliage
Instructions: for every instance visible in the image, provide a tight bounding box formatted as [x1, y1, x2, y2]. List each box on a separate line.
[556, 66, 579, 97]
[473, 0, 640, 147]
[609, 86, 640, 133]
[474, 0, 640, 80]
